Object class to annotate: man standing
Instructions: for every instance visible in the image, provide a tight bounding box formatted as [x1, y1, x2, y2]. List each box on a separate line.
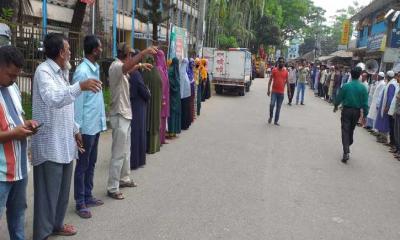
[267, 57, 289, 126]
[287, 64, 297, 105]
[0, 46, 38, 240]
[73, 35, 107, 218]
[296, 63, 308, 105]
[31, 33, 102, 239]
[107, 43, 156, 200]
[334, 67, 368, 163]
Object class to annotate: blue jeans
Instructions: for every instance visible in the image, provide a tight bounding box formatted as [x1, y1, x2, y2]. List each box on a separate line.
[0, 178, 28, 240]
[74, 133, 100, 206]
[296, 82, 306, 104]
[269, 92, 284, 123]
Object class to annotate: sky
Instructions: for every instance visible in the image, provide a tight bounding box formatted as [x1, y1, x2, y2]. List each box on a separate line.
[312, 0, 373, 23]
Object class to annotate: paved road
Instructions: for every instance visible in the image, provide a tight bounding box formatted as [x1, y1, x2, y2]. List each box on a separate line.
[3, 78, 400, 240]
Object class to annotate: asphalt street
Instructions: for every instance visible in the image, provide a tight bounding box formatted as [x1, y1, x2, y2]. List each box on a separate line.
[2, 77, 400, 240]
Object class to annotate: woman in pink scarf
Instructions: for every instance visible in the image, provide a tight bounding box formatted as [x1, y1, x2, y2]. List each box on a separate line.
[155, 49, 170, 144]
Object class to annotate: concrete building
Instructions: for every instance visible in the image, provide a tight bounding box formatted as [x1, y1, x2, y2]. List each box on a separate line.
[350, 0, 400, 71]
[25, 0, 206, 56]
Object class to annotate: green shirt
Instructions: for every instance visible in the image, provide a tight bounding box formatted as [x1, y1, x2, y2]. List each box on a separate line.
[335, 79, 369, 116]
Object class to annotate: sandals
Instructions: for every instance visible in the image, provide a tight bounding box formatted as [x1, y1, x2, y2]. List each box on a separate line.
[107, 191, 125, 200]
[75, 205, 92, 219]
[53, 224, 77, 236]
[85, 197, 104, 207]
[120, 180, 138, 188]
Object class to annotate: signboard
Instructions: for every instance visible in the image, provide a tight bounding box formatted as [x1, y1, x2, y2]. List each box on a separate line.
[341, 19, 351, 45]
[214, 52, 225, 76]
[288, 44, 299, 60]
[367, 33, 386, 52]
[168, 25, 188, 60]
[391, 28, 400, 48]
[383, 47, 400, 63]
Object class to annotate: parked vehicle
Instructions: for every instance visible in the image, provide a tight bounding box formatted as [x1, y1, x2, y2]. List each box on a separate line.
[212, 48, 252, 96]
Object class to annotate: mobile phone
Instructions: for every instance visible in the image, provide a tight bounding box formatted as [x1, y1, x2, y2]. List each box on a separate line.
[33, 123, 43, 130]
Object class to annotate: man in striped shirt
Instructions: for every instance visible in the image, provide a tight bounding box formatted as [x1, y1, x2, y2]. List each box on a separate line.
[0, 46, 38, 240]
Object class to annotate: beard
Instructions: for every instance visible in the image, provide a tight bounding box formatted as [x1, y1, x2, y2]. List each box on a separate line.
[65, 60, 72, 70]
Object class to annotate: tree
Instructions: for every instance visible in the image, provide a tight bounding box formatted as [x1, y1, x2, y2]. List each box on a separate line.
[0, 0, 32, 22]
[250, 15, 280, 52]
[136, 0, 174, 41]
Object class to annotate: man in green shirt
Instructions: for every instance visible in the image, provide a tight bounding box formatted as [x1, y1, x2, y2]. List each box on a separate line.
[334, 67, 369, 163]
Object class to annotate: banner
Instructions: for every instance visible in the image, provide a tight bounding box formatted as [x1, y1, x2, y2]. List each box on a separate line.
[81, 0, 95, 4]
[341, 20, 351, 45]
[168, 25, 188, 60]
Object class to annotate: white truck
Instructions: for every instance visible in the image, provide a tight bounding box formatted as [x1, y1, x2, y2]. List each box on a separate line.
[212, 48, 252, 96]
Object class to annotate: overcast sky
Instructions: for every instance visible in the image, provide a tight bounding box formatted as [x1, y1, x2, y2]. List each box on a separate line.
[312, 0, 373, 23]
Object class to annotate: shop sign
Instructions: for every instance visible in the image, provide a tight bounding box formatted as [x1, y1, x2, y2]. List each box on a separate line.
[367, 33, 386, 52]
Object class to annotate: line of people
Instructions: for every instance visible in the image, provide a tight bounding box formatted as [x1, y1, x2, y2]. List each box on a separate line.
[308, 62, 400, 163]
[0, 33, 212, 240]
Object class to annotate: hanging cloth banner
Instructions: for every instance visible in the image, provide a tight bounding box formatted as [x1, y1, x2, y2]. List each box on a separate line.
[168, 25, 188, 60]
[81, 0, 95, 5]
[341, 19, 351, 45]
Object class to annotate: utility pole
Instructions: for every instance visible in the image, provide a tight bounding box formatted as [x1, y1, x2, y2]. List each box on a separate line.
[196, 0, 206, 56]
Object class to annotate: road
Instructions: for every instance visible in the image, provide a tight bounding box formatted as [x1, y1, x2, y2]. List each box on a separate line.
[3, 77, 400, 240]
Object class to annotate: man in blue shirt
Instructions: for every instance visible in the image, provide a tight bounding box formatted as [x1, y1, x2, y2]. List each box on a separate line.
[73, 35, 107, 218]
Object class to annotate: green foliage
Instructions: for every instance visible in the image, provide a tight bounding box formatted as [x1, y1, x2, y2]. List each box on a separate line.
[0, 8, 13, 21]
[217, 34, 238, 50]
[21, 92, 32, 120]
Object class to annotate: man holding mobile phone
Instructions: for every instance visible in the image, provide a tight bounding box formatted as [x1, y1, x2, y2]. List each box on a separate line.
[0, 46, 38, 240]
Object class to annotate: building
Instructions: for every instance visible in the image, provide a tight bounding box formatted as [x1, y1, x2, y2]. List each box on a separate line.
[350, 0, 400, 71]
[24, 0, 206, 57]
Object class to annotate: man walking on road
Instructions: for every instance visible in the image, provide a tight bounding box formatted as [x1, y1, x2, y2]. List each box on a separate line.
[267, 57, 289, 126]
[334, 67, 369, 163]
[287, 64, 296, 105]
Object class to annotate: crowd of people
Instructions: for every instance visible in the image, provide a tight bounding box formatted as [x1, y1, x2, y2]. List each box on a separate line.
[308, 62, 400, 163]
[0, 33, 212, 240]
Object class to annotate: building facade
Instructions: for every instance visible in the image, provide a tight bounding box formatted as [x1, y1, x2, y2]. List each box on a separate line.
[351, 0, 400, 71]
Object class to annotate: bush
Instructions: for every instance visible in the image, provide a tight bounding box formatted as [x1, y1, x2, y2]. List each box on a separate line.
[217, 34, 239, 50]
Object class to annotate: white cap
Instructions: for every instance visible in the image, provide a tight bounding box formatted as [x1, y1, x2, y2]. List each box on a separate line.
[387, 70, 395, 78]
[378, 72, 385, 78]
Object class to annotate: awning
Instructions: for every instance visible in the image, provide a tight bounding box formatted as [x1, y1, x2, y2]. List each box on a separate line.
[31, 0, 73, 23]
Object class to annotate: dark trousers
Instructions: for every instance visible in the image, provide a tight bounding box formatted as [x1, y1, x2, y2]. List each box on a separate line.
[288, 83, 296, 103]
[33, 161, 73, 240]
[341, 107, 361, 154]
[394, 114, 400, 151]
[269, 92, 284, 123]
[318, 83, 323, 97]
[74, 133, 100, 206]
[389, 116, 395, 146]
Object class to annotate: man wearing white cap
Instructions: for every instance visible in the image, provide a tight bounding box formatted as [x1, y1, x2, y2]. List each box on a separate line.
[366, 72, 386, 130]
[375, 70, 397, 145]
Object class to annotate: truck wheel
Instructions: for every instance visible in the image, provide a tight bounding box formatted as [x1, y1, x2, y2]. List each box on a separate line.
[215, 85, 223, 94]
[238, 87, 245, 96]
[245, 83, 250, 92]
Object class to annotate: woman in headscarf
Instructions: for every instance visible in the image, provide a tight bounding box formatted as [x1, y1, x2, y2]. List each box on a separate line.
[187, 58, 195, 123]
[155, 49, 169, 145]
[180, 58, 192, 130]
[167, 57, 181, 138]
[194, 58, 202, 115]
[200, 58, 209, 102]
[142, 56, 162, 154]
[129, 60, 151, 169]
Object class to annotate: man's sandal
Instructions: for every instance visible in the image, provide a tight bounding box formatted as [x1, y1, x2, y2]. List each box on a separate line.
[107, 191, 125, 200]
[53, 224, 77, 236]
[120, 180, 138, 188]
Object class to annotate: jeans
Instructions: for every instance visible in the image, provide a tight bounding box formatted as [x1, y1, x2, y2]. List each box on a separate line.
[0, 178, 28, 240]
[296, 82, 305, 104]
[288, 83, 296, 103]
[269, 92, 284, 123]
[74, 133, 100, 206]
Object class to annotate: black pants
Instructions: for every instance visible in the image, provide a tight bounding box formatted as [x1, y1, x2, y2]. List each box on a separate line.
[318, 83, 323, 97]
[341, 107, 360, 154]
[288, 83, 296, 103]
[389, 115, 395, 146]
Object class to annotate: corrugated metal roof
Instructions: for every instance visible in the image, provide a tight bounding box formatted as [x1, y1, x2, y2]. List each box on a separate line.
[351, 0, 400, 21]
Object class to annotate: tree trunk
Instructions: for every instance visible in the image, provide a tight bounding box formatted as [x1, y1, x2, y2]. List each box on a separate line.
[153, 21, 159, 42]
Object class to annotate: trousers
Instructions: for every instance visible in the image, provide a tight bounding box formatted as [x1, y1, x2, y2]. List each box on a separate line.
[341, 107, 361, 154]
